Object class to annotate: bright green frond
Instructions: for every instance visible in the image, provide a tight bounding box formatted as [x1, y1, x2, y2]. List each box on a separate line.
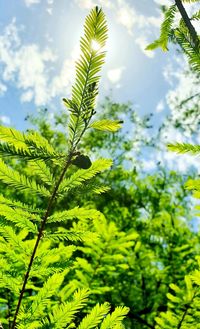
[90, 119, 122, 132]
[28, 160, 54, 186]
[0, 126, 61, 161]
[18, 272, 66, 324]
[48, 207, 101, 223]
[0, 204, 38, 233]
[78, 303, 110, 329]
[100, 306, 129, 329]
[63, 7, 108, 146]
[42, 289, 90, 328]
[0, 126, 26, 147]
[168, 142, 200, 155]
[0, 194, 43, 213]
[146, 5, 177, 51]
[0, 159, 50, 197]
[182, 0, 199, 2]
[59, 158, 112, 193]
[44, 230, 85, 242]
[174, 29, 200, 71]
[191, 10, 200, 20]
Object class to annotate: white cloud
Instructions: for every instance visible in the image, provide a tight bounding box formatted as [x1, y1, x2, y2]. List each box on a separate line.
[0, 115, 11, 125]
[46, 7, 53, 15]
[75, 0, 160, 35]
[75, 0, 163, 59]
[154, 0, 173, 6]
[163, 56, 200, 136]
[156, 100, 165, 113]
[135, 36, 155, 58]
[142, 159, 157, 171]
[20, 90, 34, 103]
[116, 0, 136, 35]
[75, 0, 112, 9]
[107, 67, 124, 84]
[158, 150, 198, 173]
[0, 20, 77, 107]
[0, 82, 7, 96]
[24, 0, 40, 7]
[75, 0, 94, 9]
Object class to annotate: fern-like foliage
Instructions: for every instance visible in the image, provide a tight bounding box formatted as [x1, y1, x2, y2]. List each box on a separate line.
[146, 5, 177, 51]
[174, 27, 200, 71]
[0, 126, 61, 161]
[168, 142, 200, 155]
[59, 158, 112, 194]
[0, 6, 127, 329]
[0, 159, 50, 197]
[63, 6, 108, 147]
[64, 215, 138, 298]
[90, 119, 123, 132]
[155, 262, 200, 328]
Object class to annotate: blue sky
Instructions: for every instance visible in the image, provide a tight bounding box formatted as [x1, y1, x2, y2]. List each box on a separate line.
[0, 0, 175, 128]
[0, 0, 199, 172]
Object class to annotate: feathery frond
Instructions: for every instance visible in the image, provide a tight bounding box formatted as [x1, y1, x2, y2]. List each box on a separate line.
[146, 5, 177, 51]
[168, 142, 200, 155]
[41, 289, 90, 328]
[0, 159, 50, 197]
[78, 303, 110, 329]
[90, 120, 122, 132]
[0, 126, 61, 161]
[100, 306, 130, 329]
[63, 7, 108, 146]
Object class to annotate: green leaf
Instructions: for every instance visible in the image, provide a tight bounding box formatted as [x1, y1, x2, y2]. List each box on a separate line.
[64, 7, 108, 146]
[42, 289, 90, 328]
[146, 5, 177, 52]
[48, 207, 102, 223]
[0, 159, 50, 197]
[168, 142, 200, 155]
[100, 306, 129, 329]
[0, 204, 38, 233]
[90, 120, 123, 132]
[78, 303, 110, 329]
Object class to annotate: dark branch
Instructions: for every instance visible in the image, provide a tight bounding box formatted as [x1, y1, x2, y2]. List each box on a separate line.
[175, 0, 199, 48]
[128, 311, 155, 329]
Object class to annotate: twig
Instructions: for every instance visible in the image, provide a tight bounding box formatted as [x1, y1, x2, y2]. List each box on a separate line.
[128, 311, 155, 329]
[11, 153, 73, 329]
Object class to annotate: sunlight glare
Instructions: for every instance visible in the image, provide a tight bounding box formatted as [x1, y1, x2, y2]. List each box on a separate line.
[91, 39, 101, 52]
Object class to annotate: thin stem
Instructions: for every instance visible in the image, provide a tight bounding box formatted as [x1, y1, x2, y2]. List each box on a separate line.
[11, 152, 73, 329]
[177, 307, 189, 329]
[175, 0, 199, 48]
[176, 290, 197, 329]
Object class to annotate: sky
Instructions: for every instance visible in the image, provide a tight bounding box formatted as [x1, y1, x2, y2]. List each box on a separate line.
[0, 0, 199, 172]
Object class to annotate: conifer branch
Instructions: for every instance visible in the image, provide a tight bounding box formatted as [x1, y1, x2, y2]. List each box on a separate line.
[11, 7, 108, 328]
[11, 154, 72, 328]
[175, 0, 199, 48]
[11, 124, 89, 328]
